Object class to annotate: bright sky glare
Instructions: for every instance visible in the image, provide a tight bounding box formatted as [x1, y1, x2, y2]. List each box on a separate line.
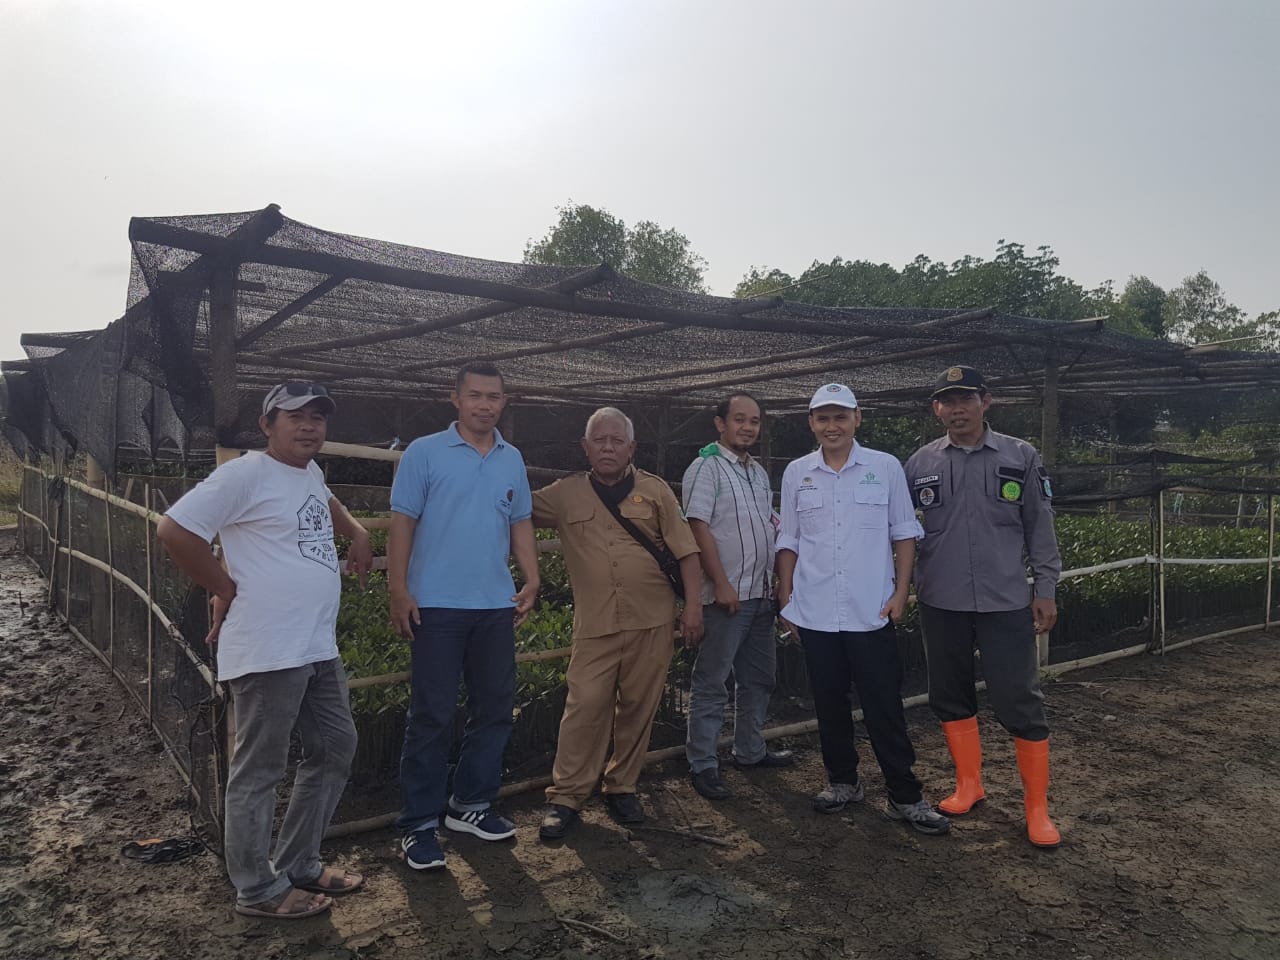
[1, 0, 1276, 361]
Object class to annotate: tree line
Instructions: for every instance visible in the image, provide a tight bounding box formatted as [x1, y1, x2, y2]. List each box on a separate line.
[526, 202, 1277, 351]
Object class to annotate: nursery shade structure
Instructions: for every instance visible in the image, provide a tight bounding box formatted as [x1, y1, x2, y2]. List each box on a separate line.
[7, 203, 1280, 475]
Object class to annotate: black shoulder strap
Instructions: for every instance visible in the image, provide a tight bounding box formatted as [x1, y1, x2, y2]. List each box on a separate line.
[591, 483, 670, 576]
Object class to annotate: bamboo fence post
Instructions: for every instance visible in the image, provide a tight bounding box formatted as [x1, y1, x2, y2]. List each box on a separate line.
[64, 481, 73, 621]
[1266, 494, 1275, 630]
[105, 490, 115, 666]
[145, 484, 155, 721]
[1158, 488, 1167, 654]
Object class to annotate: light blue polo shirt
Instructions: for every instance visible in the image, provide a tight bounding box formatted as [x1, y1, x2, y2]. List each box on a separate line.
[390, 423, 532, 609]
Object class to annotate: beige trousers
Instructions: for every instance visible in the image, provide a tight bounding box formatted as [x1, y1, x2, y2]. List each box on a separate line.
[545, 624, 673, 809]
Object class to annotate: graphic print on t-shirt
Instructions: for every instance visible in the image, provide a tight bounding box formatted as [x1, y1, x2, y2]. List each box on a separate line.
[297, 494, 338, 571]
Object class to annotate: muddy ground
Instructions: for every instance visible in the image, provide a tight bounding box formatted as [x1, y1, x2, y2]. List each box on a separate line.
[2, 531, 1279, 960]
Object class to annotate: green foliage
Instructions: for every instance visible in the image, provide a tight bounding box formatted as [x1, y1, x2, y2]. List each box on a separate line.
[736, 241, 1114, 323]
[337, 565, 578, 717]
[525, 201, 708, 292]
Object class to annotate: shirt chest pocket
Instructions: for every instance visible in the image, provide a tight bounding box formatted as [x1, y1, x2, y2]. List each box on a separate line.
[853, 484, 889, 528]
[796, 490, 824, 534]
[619, 497, 656, 522]
[565, 501, 596, 529]
[992, 464, 1027, 524]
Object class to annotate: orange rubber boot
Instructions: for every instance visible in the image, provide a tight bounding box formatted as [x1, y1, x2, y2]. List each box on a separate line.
[938, 717, 986, 815]
[1014, 737, 1061, 848]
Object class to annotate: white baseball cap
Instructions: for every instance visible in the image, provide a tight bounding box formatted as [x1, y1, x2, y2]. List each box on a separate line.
[262, 382, 336, 415]
[808, 383, 858, 411]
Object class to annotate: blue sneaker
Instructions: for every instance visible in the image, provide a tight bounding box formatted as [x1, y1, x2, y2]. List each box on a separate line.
[401, 828, 446, 870]
[444, 806, 517, 841]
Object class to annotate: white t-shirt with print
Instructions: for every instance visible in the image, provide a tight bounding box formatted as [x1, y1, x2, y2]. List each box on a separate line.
[165, 452, 341, 682]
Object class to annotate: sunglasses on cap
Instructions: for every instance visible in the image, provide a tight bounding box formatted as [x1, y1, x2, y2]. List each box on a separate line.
[263, 381, 336, 415]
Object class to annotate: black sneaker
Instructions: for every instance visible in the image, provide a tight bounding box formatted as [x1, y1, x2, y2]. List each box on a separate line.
[538, 804, 579, 841]
[691, 768, 731, 801]
[604, 792, 646, 824]
[400, 828, 446, 870]
[443, 805, 516, 841]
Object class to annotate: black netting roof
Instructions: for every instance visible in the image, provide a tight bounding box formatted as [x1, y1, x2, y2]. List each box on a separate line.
[6, 203, 1280, 475]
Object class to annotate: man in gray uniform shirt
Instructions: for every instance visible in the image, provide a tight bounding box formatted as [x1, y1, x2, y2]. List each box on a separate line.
[904, 365, 1063, 848]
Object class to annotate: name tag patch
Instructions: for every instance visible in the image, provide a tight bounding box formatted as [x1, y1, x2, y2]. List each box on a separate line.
[912, 475, 942, 510]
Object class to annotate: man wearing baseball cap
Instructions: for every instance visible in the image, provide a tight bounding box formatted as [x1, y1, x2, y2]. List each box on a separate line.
[776, 383, 950, 835]
[904, 366, 1063, 848]
[158, 382, 373, 917]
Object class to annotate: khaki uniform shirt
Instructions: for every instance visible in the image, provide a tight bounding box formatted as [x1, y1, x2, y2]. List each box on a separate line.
[532, 468, 699, 639]
[904, 426, 1061, 612]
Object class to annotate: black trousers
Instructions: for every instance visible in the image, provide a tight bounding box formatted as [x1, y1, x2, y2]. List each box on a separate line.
[798, 624, 924, 805]
[918, 604, 1049, 741]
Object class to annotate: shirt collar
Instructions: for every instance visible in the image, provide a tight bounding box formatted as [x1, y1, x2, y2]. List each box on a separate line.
[447, 421, 506, 449]
[714, 441, 755, 468]
[810, 442, 867, 474]
[940, 424, 996, 451]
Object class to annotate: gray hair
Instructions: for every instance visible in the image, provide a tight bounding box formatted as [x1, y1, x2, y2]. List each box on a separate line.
[584, 407, 635, 442]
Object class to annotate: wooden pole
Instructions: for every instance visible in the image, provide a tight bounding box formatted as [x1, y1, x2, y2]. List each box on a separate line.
[1267, 494, 1275, 630]
[1040, 346, 1060, 469]
[145, 485, 155, 721]
[209, 264, 240, 448]
[65, 482, 73, 621]
[1158, 488, 1167, 654]
[86, 455, 106, 490]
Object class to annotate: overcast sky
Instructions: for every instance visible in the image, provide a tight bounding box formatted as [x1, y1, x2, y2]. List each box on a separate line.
[2, 0, 1276, 362]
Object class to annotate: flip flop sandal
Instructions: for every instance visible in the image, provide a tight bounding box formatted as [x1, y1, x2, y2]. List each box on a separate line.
[121, 837, 206, 864]
[235, 889, 332, 919]
[295, 866, 364, 895]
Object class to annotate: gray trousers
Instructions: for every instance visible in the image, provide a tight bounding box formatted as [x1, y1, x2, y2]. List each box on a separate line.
[918, 604, 1049, 741]
[685, 598, 778, 771]
[224, 657, 357, 905]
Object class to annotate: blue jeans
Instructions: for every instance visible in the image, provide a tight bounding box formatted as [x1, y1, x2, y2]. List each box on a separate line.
[685, 598, 778, 772]
[397, 607, 515, 833]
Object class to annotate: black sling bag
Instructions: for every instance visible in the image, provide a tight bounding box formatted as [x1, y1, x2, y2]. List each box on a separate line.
[590, 479, 686, 601]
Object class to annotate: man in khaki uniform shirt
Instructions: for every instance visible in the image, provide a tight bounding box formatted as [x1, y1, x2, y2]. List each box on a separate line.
[532, 407, 704, 839]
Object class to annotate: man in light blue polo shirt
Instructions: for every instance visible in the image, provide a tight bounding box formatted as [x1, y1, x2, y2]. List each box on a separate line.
[776, 383, 949, 836]
[389, 362, 540, 871]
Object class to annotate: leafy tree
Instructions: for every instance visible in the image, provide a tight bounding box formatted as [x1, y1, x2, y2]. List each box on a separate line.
[525, 202, 708, 292]
[1161, 270, 1257, 347]
[1109, 276, 1166, 339]
[735, 241, 1114, 323]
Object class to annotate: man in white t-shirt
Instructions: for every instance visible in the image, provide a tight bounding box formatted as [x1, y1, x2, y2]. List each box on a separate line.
[158, 383, 373, 920]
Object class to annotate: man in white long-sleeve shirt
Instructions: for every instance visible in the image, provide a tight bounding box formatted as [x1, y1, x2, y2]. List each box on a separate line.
[776, 383, 949, 836]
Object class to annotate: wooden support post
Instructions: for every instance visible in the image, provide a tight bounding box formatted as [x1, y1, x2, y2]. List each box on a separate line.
[1040, 346, 1059, 469]
[1157, 488, 1167, 654]
[145, 484, 155, 722]
[86, 455, 106, 490]
[655, 401, 671, 477]
[65, 482, 73, 621]
[209, 264, 240, 448]
[105, 492, 115, 666]
[1267, 494, 1276, 630]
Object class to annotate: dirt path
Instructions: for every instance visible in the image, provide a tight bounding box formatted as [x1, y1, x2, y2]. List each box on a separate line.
[2, 532, 1279, 960]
